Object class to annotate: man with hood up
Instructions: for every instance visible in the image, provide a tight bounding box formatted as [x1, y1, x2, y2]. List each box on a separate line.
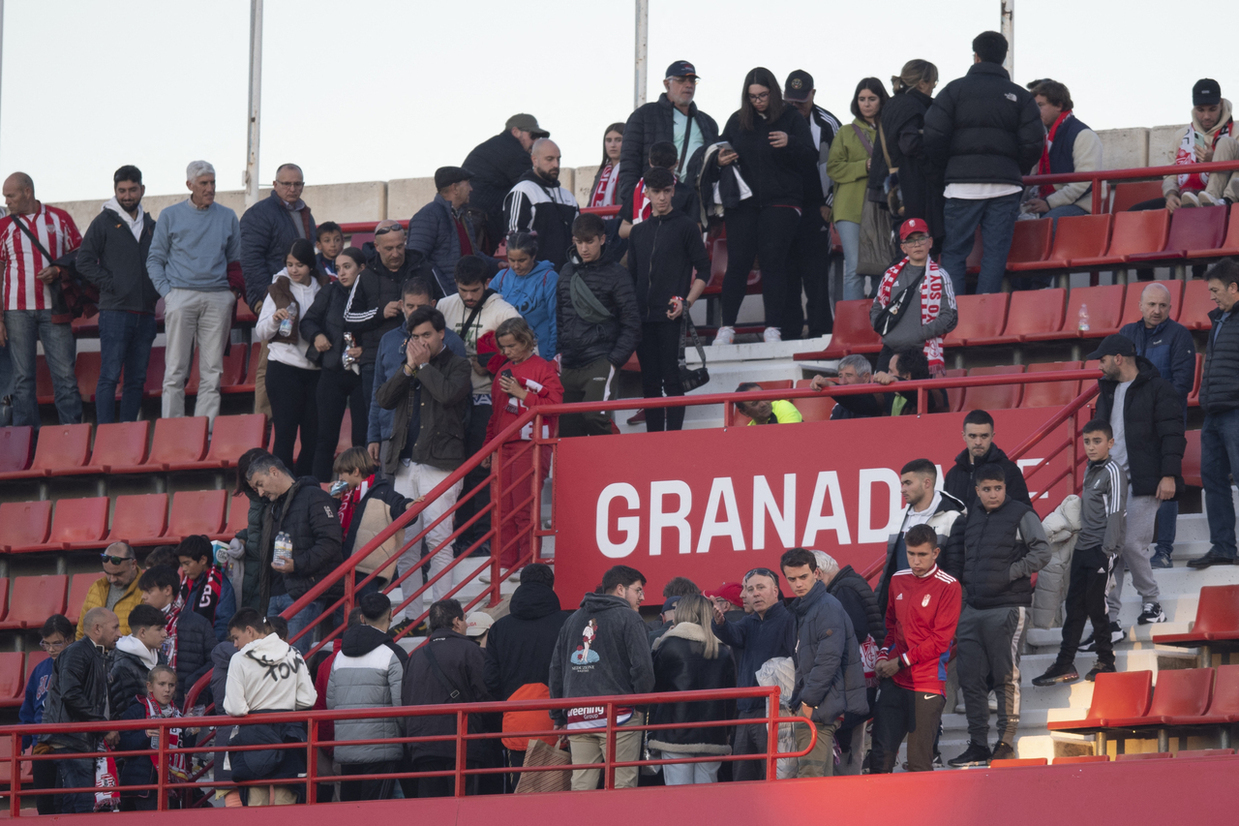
[549, 565, 654, 790]
[484, 563, 571, 700]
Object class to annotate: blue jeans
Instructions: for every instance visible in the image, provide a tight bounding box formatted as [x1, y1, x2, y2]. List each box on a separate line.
[0, 339, 11, 425]
[267, 592, 323, 656]
[3, 309, 81, 427]
[54, 751, 96, 813]
[96, 311, 157, 424]
[940, 193, 1022, 295]
[836, 220, 865, 301]
[1201, 408, 1239, 560]
[1045, 203, 1087, 222]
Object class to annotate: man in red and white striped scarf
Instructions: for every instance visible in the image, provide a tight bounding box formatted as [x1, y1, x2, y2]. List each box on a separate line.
[871, 218, 957, 376]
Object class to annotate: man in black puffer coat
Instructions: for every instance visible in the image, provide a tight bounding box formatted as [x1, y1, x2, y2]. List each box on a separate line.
[462, 115, 546, 251]
[246, 453, 344, 656]
[923, 31, 1044, 295]
[1196, 260, 1239, 567]
[484, 564, 571, 700]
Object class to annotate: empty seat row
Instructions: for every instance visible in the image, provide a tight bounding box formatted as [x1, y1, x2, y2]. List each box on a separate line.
[0, 651, 51, 709]
[0, 489, 249, 554]
[0, 414, 266, 479]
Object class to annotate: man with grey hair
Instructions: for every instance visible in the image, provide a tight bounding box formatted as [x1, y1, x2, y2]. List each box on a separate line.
[503, 138, 579, 269]
[240, 163, 316, 418]
[1118, 282, 1195, 568]
[147, 161, 241, 424]
[809, 354, 879, 420]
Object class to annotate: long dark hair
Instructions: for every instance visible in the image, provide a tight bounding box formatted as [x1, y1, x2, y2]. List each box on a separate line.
[850, 77, 890, 120]
[287, 238, 328, 288]
[598, 122, 625, 169]
[738, 67, 785, 131]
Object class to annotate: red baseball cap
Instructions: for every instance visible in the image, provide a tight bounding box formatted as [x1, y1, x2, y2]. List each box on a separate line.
[899, 218, 930, 241]
[704, 582, 744, 608]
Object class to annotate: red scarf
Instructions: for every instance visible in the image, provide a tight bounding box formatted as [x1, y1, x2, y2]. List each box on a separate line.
[187, 566, 225, 622]
[161, 595, 185, 668]
[1176, 118, 1236, 192]
[338, 474, 373, 535]
[1038, 110, 1072, 198]
[590, 163, 619, 207]
[139, 696, 188, 782]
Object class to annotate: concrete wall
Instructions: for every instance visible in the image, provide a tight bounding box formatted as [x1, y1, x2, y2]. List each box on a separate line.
[52, 125, 1193, 231]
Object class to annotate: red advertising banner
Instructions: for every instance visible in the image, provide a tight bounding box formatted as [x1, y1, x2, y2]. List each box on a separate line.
[551, 407, 1073, 605]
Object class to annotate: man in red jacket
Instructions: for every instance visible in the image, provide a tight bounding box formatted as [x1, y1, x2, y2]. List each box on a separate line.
[871, 523, 962, 773]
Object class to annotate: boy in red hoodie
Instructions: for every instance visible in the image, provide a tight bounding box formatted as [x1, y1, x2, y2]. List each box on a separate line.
[872, 522, 962, 773]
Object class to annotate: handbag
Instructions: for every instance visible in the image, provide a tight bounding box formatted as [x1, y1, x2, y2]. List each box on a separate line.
[877, 122, 904, 217]
[678, 314, 710, 392]
[514, 737, 572, 794]
[871, 271, 925, 337]
[12, 217, 97, 322]
[856, 198, 899, 277]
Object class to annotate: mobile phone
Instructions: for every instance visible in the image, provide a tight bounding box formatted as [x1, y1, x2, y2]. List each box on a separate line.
[501, 369, 515, 382]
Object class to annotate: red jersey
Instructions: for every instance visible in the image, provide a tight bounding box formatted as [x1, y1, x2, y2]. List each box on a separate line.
[879, 565, 962, 694]
[0, 204, 81, 312]
[485, 354, 563, 443]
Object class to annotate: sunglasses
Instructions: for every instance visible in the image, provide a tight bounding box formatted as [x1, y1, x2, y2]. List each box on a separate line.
[745, 567, 779, 582]
[374, 224, 405, 236]
[100, 553, 135, 565]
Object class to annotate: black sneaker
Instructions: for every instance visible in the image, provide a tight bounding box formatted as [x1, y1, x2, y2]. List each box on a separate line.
[1188, 551, 1237, 569]
[991, 742, 1016, 761]
[1137, 602, 1166, 624]
[948, 742, 992, 767]
[1086, 662, 1117, 681]
[1079, 622, 1123, 651]
[1033, 661, 1080, 687]
[1150, 551, 1173, 569]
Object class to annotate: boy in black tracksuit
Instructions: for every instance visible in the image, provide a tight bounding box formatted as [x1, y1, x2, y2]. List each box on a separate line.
[1034, 420, 1126, 687]
[627, 167, 710, 432]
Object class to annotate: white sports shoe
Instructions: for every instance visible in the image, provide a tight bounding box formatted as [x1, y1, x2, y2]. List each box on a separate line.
[714, 326, 735, 345]
[763, 326, 782, 343]
[1179, 192, 1201, 208]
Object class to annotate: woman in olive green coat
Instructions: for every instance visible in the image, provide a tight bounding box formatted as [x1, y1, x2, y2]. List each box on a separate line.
[827, 78, 889, 301]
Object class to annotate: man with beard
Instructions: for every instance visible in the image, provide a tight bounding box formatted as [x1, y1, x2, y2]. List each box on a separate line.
[503, 139, 579, 269]
[944, 409, 1032, 512]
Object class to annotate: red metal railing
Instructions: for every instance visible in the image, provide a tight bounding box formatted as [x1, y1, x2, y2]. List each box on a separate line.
[0, 687, 807, 812]
[1025, 159, 1239, 216]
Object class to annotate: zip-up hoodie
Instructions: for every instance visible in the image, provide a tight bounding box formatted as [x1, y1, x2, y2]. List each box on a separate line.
[490, 260, 559, 357]
[75, 199, 159, 313]
[255, 269, 323, 370]
[224, 633, 316, 716]
[879, 564, 961, 694]
[1078, 457, 1127, 555]
[626, 209, 710, 323]
[549, 592, 654, 728]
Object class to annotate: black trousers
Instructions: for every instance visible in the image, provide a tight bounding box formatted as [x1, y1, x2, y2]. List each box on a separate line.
[266, 359, 321, 478]
[636, 321, 685, 432]
[786, 209, 834, 338]
[33, 755, 60, 815]
[339, 761, 397, 801]
[872, 680, 946, 773]
[454, 402, 493, 551]
[406, 757, 480, 798]
[313, 367, 367, 482]
[722, 204, 800, 328]
[1059, 545, 1116, 666]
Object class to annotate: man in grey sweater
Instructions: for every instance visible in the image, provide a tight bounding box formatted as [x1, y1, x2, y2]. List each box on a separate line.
[147, 160, 241, 424]
[870, 218, 957, 375]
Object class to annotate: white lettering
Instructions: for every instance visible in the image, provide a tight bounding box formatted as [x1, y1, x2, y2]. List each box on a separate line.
[859, 468, 903, 543]
[802, 471, 851, 546]
[696, 477, 746, 553]
[597, 483, 640, 558]
[753, 474, 796, 550]
[649, 480, 693, 556]
[1016, 458, 1047, 499]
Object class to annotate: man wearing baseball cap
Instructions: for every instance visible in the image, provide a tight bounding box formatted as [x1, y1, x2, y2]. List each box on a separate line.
[462, 114, 551, 251]
[619, 60, 719, 202]
[1158, 79, 1237, 211]
[1084, 334, 1184, 644]
[869, 218, 957, 376]
[783, 69, 842, 339]
[407, 166, 495, 280]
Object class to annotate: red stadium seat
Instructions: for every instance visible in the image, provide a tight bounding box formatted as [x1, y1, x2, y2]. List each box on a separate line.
[80, 421, 150, 474]
[1189, 207, 1239, 258]
[0, 652, 26, 706]
[702, 237, 762, 296]
[792, 395, 835, 422]
[48, 496, 111, 550]
[795, 300, 881, 360]
[65, 574, 101, 626]
[1053, 755, 1110, 764]
[1072, 210, 1171, 268]
[0, 423, 92, 479]
[1128, 206, 1228, 264]
[111, 416, 208, 473]
[143, 347, 166, 398]
[211, 493, 252, 541]
[1176, 749, 1236, 759]
[0, 730, 33, 779]
[107, 493, 169, 546]
[1115, 752, 1172, 761]
[166, 490, 228, 541]
[187, 343, 249, 396]
[1180, 279, 1217, 332]
[226, 343, 263, 395]
[1182, 429, 1201, 487]
[35, 355, 54, 404]
[75, 351, 109, 403]
[0, 501, 52, 552]
[1025, 285, 1125, 342]
[1193, 665, 1239, 725]
[1002, 219, 1053, 271]
[968, 289, 1066, 346]
[0, 425, 34, 474]
[960, 365, 1025, 412]
[990, 758, 1047, 767]
[1187, 354, 1204, 407]
[1007, 215, 1111, 272]
[1048, 671, 1153, 733]
[1119, 280, 1184, 327]
[1023, 361, 1083, 408]
[944, 293, 1009, 347]
[755, 380, 793, 390]
[0, 577, 8, 623]
[1109, 181, 1163, 213]
[0, 575, 68, 630]
[944, 368, 967, 414]
[1103, 668, 1214, 729]
[964, 226, 983, 276]
[170, 414, 266, 471]
[1154, 585, 1239, 648]
[337, 409, 354, 456]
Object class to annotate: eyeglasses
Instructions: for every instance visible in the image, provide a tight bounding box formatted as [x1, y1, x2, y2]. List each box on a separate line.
[374, 224, 405, 236]
[275, 180, 305, 189]
[670, 76, 699, 85]
[39, 640, 66, 651]
[748, 91, 770, 102]
[900, 236, 931, 246]
[100, 553, 135, 565]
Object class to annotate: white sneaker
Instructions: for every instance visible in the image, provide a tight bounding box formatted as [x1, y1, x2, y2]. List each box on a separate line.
[714, 326, 735, 345]
[763, 326, 782, 343]
[1180, 192, 1201, 208]
[1198, 192, 1221, 207]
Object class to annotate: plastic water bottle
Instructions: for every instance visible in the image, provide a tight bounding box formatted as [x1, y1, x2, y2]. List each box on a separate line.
[274, 531, 293, 565]
[279, 303, 298, 338]
[1077, 304, 1090, 332]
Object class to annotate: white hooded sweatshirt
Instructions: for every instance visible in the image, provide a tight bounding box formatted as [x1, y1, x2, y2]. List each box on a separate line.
[223, 633, 316, 716]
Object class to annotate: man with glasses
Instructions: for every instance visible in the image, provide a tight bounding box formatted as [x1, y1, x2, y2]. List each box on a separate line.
[870, 218, 957, 377]
[620, 61, 719, 202]
[711, 566, 796, 780]
[75, 542, 144, 640]
[19, 614, 74, 815]
[240, 163, 316, 417]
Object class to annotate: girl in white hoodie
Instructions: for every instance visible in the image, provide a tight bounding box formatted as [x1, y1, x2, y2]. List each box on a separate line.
[255, 239, 327, 477]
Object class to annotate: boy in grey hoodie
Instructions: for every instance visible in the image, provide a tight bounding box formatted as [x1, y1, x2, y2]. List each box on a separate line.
[1033, 420, 1126, 687]
[549, 565, 654, 790]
